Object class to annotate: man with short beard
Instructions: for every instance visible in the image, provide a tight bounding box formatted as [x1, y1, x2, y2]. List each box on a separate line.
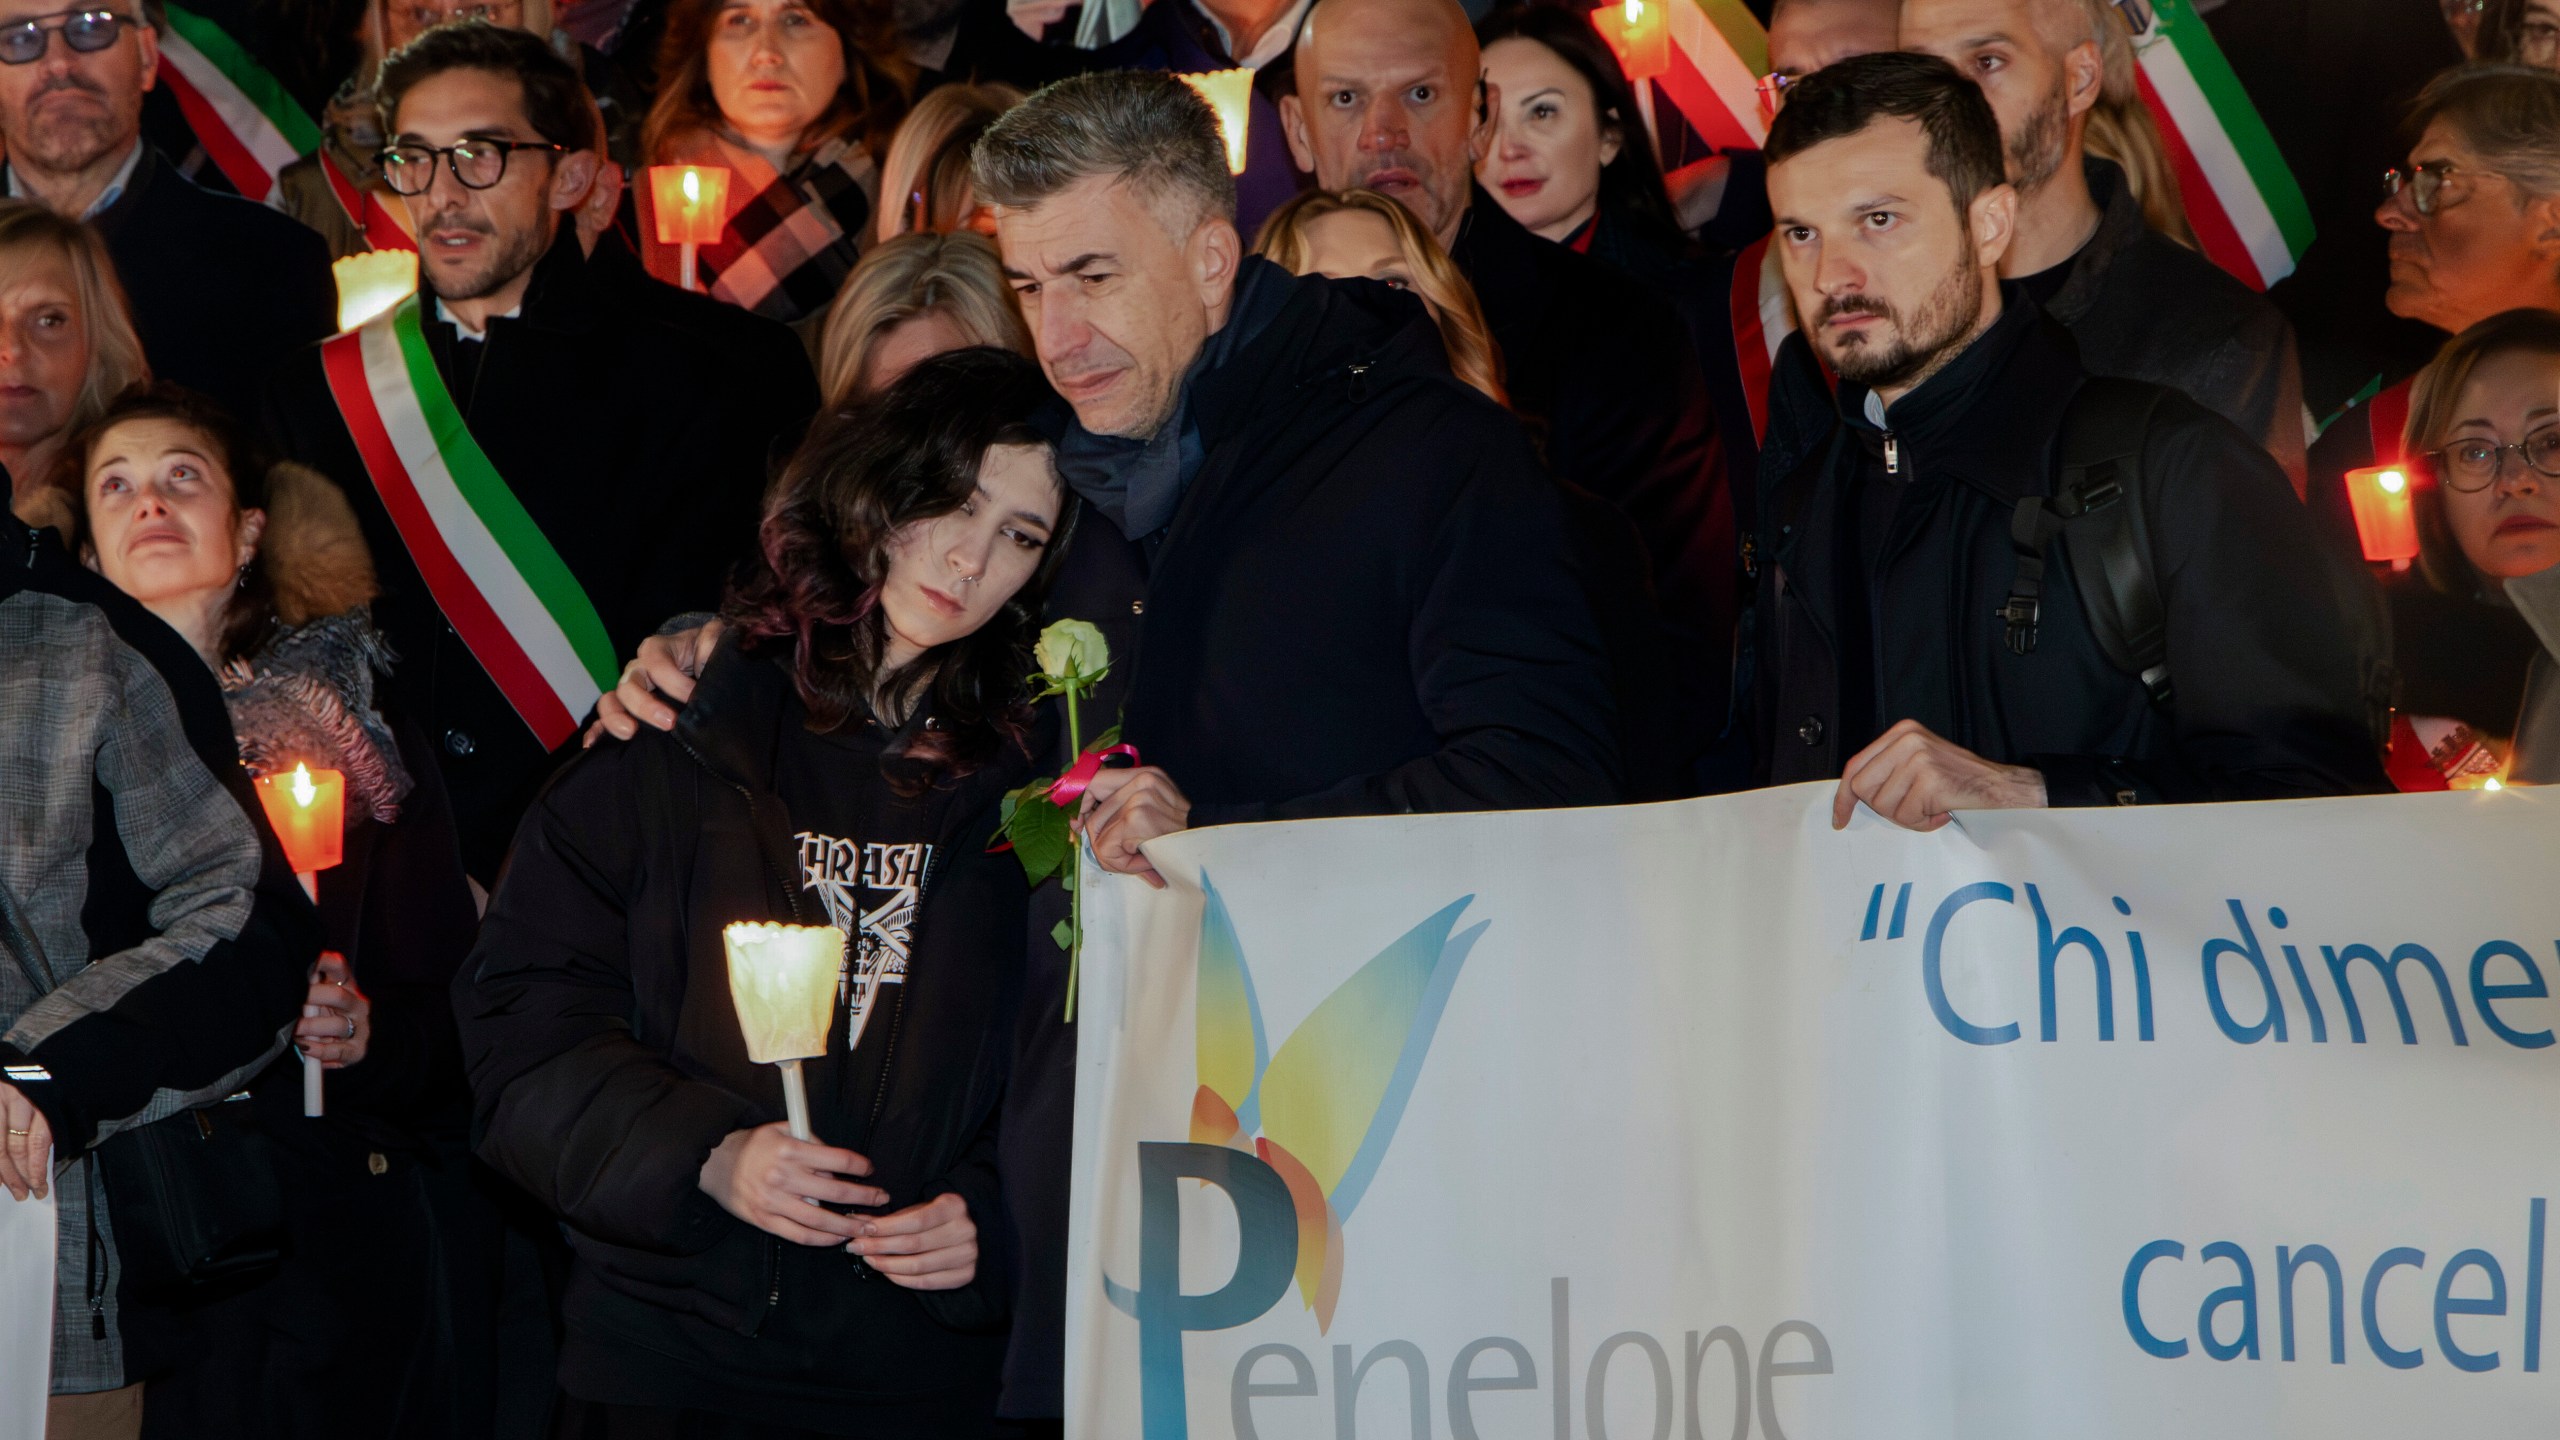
[262, 23, 817, 880]
[0, 0, 331, 423]
[1900, 0, 2309, 493]
[1756, 52, 2383, 832]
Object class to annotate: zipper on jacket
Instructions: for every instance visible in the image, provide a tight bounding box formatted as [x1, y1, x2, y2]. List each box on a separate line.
[86, 1156, 104, 1338]
[1884, 434, 1901, 475]
[672, 734, 807, 924]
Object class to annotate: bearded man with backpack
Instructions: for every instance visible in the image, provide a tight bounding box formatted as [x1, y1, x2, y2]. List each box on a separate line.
[1753, 52, 2389, 830]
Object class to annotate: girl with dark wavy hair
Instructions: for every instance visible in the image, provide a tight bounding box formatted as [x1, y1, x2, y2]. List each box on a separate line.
[457, 347, 1071, 1439]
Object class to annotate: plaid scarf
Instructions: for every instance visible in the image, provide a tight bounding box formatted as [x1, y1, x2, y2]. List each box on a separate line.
[700, 139, 876, 325]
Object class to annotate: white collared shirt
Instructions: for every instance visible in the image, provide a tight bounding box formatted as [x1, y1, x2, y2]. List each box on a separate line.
[434, 297, 524, 340]
[6, 139, 145, 220]
[1197, 0, 1313, 70]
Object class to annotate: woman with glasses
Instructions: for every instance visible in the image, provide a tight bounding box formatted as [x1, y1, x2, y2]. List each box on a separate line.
[634, 0, 908, 338]
[2308, 65, 2560, 573]
[2386, 309, 2560, 787]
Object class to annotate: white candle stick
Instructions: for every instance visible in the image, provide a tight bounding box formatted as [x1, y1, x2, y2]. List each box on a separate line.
[297, 870, 323, 1118]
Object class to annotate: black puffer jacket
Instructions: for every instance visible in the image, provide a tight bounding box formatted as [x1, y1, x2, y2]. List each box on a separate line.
[454, 645, 1030, 1433]
[1755, 291, 2388, 804]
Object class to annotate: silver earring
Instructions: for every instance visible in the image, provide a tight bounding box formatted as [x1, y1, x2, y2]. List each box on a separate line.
[235, 563, 250, 592]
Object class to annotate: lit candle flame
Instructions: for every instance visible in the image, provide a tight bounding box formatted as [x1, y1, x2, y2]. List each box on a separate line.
[682, 169, 700, 207]
[2379, 469, 2406, 495]
[1625, 0, 1641, 24]
[2486, 777, 2506, 792]
[289, 762, 317, 809]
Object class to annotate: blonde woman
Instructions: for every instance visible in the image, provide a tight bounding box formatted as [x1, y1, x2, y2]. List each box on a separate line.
[815, 230, 1031, 403]
[874, 82, 1022, 243]
[1256, 188, 1508, 407]
[0, 201, 147, 534]
[2079, 0, 2198, 247]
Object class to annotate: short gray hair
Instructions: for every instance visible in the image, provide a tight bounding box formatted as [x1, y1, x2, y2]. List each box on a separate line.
[2408, 63, 2560, 203]
[970, 70, 1237, 233]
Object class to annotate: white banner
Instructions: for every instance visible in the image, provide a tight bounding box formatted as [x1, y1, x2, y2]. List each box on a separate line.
[1068, 784, 2560, 1439]
[2, 1189, 52, 1437]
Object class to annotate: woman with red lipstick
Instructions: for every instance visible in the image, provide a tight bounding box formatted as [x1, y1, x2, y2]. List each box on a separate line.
[637, 0, 911, 334]
[2394, 309, 2560, 784]
[1473, 5, 1684, 289]
[459, 348, 1072, 1439]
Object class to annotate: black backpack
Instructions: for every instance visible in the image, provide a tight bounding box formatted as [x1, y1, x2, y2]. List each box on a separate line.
[1999, 377, 2394, 747]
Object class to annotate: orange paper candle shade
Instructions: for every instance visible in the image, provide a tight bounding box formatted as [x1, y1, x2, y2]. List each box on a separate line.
[647, 164, 731, 246]
[1179, 69, 1255, 175]
[253, 764, 345, 875]
[332, 249, 418, 332]
[2344, 464, 2422, 567]
[1593, 0, 1669, 82]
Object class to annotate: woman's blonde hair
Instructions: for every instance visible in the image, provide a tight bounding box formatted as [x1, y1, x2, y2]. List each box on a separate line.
[816, 231, 1031, 404]
[1255, 189, 1508, 407]
[2076, 0, 2198, 248]
[875, 82, 1022, 244]
[2401, 308, 2560, 594]
[0, 200, 146, 534]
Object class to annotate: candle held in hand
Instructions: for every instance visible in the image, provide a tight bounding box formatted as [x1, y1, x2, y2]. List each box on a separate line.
[2344, 465, 2421, 568]
[332, 250, 417, 333]
[724, 922, 845, 1142]
[1593, 0, 1669, 82]
[648, 165, 731, 246]
[253, 763, 345, 876]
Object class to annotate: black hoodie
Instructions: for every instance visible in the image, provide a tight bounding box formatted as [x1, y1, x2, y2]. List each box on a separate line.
[455, 645, 1033, 1436]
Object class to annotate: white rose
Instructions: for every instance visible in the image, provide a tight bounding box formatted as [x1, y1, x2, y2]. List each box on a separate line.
[1036, 618, 1111, 686]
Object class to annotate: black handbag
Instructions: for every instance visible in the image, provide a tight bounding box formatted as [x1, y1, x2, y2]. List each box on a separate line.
[0, 874, 287, 1297]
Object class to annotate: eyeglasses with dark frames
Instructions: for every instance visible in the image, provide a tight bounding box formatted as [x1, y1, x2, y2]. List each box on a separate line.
[2383, 160, 2512, 217]
[2426, 426, 2560, 493]
[375, 138, 566, 195]
[0, 9, 133, 65]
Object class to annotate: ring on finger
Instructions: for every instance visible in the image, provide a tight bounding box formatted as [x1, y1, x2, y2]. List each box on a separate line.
[344, 1015, 357, 1040]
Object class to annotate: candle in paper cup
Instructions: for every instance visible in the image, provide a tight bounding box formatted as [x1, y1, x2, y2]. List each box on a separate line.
[1179, 70, 1254, 175]
[2344, 464, 2421, 568]
[724, 922, 845, 1062]
[254, 763, 345, 877]
[332, 250, 418, 332]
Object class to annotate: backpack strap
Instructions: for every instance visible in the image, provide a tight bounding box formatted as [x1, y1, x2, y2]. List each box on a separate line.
[2001, 378, 2176, 706]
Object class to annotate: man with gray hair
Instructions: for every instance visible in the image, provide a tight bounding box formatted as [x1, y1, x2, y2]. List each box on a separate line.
[1901, 0, 2309, 492]
[976, 65, 1620, 1425]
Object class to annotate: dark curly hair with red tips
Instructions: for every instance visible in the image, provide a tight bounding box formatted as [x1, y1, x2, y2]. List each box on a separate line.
[724, 346, 1073, 791]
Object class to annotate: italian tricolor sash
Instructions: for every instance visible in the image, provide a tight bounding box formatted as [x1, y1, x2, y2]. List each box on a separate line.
[320, 150, 416, 253]
[1727, 231, 1796, 444]
[1658, 0, 1769, 150]
[155, 2, 320, 203]
[319, 298, 616, 749]
[2122, 0, 2313, 291]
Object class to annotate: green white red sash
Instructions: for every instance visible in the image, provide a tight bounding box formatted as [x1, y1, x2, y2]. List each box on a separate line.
[320, 150, 416, 253]
[2121, 0, 2312, 291]
[1657, 0, 1768, 150]
[319, 296, 616, 748]
[155, 2, 320, 203]
[1727, 231, 1795, 443]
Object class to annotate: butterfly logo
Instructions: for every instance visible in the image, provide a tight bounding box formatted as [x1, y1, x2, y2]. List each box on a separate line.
[1144, 875, 1486, 1333]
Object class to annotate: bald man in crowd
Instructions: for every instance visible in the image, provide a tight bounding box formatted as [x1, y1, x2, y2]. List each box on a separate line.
[1280, 0, 1737, 760]
[1900, 0, 2309, 491]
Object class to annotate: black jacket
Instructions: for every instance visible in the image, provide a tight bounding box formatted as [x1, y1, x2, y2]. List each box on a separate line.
[1450, 186, 1737, 720]
[2045, 159, 2308, 492]
[455, 646, 1025, 1433]
[1755, 291, 2387, 804]
[994, 264, 1622, 1420]
[263, 227, 820, 880]
[86, 145, 336, 427]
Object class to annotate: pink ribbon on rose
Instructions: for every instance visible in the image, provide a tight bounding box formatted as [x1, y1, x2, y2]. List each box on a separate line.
[1049, 744, 1141, 807]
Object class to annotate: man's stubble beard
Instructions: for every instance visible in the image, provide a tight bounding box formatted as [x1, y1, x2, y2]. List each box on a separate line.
[1823, 242, 1986, 394]
[424, 218, 551, 304]
[14, 79, 133, 174]
[2006, 75, 2070, 197]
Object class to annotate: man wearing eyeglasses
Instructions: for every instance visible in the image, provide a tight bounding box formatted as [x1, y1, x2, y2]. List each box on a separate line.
[260, 22, 818, 883]
[0, 0, 332, 424]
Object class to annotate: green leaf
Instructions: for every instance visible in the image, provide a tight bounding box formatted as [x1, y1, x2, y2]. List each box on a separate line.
[1082, 724, 1123, 755]
[1004, 797, 1073, 885]
[1051, 918, 1075, 951]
